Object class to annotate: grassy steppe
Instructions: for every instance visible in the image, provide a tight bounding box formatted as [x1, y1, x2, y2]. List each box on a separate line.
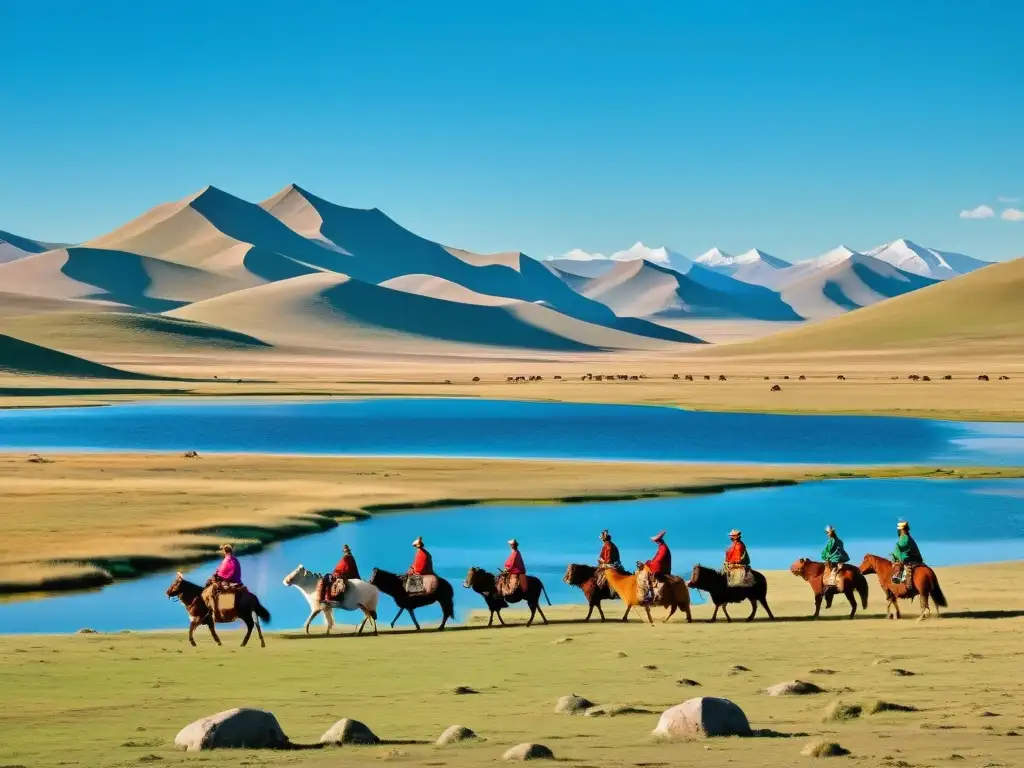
[2, 453, 1022, 594]
[1, 563, 1022, 768]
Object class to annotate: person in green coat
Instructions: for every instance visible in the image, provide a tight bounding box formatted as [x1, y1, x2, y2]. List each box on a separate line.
[821, 525, 850, 585]
[891, 520, 923, 583]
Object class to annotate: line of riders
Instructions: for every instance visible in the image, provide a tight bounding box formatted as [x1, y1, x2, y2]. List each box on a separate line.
[202, 519, 927, 616]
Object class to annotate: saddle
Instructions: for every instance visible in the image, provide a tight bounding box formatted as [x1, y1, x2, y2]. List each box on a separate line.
[724, 565, 754, 588]
[403, 573, 438, 597]
[497, 572, 527, 598]
[202, 579, 246, 622]
[891, 563, 917, 586]
[635, 570, 667, 604]
[823, 566, 842, 590]
[316, 575, 349, 604]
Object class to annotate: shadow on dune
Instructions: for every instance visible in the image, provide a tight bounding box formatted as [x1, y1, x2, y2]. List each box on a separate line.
[0, 333, 154, 380]
[60, 247, 205, 312]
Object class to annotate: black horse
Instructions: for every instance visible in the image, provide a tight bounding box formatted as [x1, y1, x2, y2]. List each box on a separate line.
[464, 567, 551, 626]
[562, 563, 620, 622]
[687, 564, 775, 622]
[368, 568, 456, 631]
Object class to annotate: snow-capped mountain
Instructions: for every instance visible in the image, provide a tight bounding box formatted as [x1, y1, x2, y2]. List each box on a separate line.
[866, 238, 990, 280]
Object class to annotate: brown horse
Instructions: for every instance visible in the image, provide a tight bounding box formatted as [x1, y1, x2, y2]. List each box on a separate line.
[859, 554, 947, 620]
[790, 558, 869, 618]
[687, 564, 774, 622]
[600, 563, 692, 624]
[165, 573, 271, 647]
[563, 563, 620, 621]
[463, 567, 551, 626]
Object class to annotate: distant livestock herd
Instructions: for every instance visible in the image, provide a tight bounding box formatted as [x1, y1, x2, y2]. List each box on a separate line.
[492, 373, 1010, 387]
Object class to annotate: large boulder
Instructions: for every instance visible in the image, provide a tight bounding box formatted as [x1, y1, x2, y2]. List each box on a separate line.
[652, 697, 752, 740]
[320, 718, 380, 745]
[764, 680, 825, 696]
[174, 708, 288, 751]
[554, 694, 594, 714]
[437, 725, 477, 745]
[502, 743, 554, 760]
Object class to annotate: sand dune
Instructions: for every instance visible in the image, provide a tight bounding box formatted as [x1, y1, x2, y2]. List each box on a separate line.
[170, 272, 692, 352]
[713, 256, 1024, 356]
[575, 259, 802, 321]
[0, 228, 67, 264]
[0, 332, 148, 379]
[0, 290, 129, 319]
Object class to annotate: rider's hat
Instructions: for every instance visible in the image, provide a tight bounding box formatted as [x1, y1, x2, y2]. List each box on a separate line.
[343, 544, 351, 553]
[412, 536, 424, 547]
[651, 530, 666, 542]
[897, 520, 909, 530]
[728, 529, 741, 538]
[220, 543, 233, 553]
[825, 525, 835, 535]
[508, 538, 518, 547]
[600, 529, 610, 540]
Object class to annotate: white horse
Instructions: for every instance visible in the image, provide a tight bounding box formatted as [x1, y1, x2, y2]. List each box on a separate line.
[283, 565, 380, 635]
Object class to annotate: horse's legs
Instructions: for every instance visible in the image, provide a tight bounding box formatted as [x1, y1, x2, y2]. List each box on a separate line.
[207, 618, 222, 645]
[325, 607, 335, 634]
[710, 604, 720, 623]
[536, 604, 548, 625]
[663, 603, 677, 623]
[496, 608, 506, 626]
[597, 603, 606, 622]
[760, 594, 775, 620]
[304, 607, 321, 636]
[255, 617, 265, 648]
[188, 619, 199, 647]
[621, 605, 632, 622]
[918, 591, 930, 622]
[722, 604, 732, 623]
[240, 614, 254, 647]
[391, 607, 404, 628]
[746, 597, 758, 622]
[527, 601, 537, 627]
[813, 593, 823, 618]
[685, 603, 692, 623]
[644, 605, 654, 625]
[409, 608, 422, 631]
[845, 589, 857, 618]
[584, 604, 594, 622]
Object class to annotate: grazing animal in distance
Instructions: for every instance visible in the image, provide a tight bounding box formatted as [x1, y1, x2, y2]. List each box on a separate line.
[771, 384, 782, 392]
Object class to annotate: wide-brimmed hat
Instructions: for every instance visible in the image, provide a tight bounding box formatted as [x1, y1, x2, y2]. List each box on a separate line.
[412, 536, 424, 547]
[599, 529, 610, 540]
[508, 538, 518, 547]
[343, 544, 352, 553]
[825, 525, 835, 535]
[651, 530, 666, 542]
[897, 521, 909, 530]
[728, 529, 741, 538]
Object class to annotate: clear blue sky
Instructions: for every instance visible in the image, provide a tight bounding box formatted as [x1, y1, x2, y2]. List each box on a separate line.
[2, 1, 1022, 261]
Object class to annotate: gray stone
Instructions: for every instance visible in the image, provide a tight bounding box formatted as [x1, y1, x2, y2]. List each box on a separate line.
[764, 680, 825, 696]
[555, 694, 594, 714]
[801, 739, 850, 757]
[502, 743, 554, 760]
[319, 718, 380, 745]
[174, 708, 288, 751]
[652, 697, 752, 740]
[437, 725, 477, 745]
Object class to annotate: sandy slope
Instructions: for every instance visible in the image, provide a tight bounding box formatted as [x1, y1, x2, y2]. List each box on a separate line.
[169, 272, 687, 352]
[0, 290, 129, 319]
[0, 332, 148, 379]
[712, 255, 1024, 356]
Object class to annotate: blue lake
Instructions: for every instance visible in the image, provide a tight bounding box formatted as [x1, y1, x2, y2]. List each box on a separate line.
[2, 478, 1022, 634]
[1, 397, 1023, 464]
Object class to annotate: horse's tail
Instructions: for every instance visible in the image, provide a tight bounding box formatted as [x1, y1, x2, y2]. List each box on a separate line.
[254, 599, 271, 625]
[855, 572, 869, 610]
[929, 571, 948, 608]
[542, 582, 552, 606]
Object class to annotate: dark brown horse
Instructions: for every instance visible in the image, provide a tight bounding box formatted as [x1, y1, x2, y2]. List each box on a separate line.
[687, 564, 774, 622]
[563, 563, 620, 621]
[859, 554, 947, 620]
[165, 573, 271, 647]
[790, 558, 869, 618]
[464, 567, 551, 626]
[368, 568, 455, 631]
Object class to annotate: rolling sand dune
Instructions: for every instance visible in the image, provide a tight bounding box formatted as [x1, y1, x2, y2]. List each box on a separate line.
[712, 255, 1024, 356]
[0, 228, 67, 264]
[577, 259, 802, 321]
[170, 272, 690, 352]
[0, 332, 148, 379]
[381, 274, 520, 306]
[3, 311, 270, 356]
[0, 290, 129, 319]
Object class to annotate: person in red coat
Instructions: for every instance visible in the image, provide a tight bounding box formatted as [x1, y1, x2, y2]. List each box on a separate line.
[503, 538, 528, 594]
[319, 544, 359, 605]
[409, 536, 434, 575]
[598, 529, 622, 570]
[643, 531, 671, 602]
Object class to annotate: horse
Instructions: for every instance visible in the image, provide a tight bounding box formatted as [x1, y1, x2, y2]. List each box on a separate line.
[599, 564, 692, 624]
[368, 568, 456, 631]
[463, 567, 551, 626]
[165, 572, 270, 647]
[282, 565, 379, 636]
[687, 564, 774, 622]
[858, 554, 947, 620]
[789, 558, 869, 618]
[563, 563, 620, 622]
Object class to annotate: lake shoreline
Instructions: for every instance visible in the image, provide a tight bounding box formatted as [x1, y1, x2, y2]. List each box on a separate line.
[3, 455, 1022, 600]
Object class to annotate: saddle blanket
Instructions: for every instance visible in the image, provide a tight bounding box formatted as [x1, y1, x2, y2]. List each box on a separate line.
[201, 581, 246, 621]
[725, 567, 754, 588]
[497, 572, 528, 597]
[403, 574, 438, 596]
[823, 567, 841, 589]
[891, 564, 917, 585]
[634, 571, 668, 604]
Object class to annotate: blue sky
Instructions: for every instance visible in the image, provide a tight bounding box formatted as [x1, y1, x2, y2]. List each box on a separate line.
[2, 1, 1022, 261]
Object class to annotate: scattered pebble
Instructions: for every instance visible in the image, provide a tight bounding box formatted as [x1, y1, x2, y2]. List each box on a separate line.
[451, 686, 478, 695]
[869, 700, 919, 714]
[891, 668, 916, 677]
[677, 678, 702, 687]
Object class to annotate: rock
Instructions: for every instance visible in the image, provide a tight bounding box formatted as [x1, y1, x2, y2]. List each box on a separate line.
[76, 628, 98, 634]
[502, 743, 554, 761]
[642, 664, 658, 670]
[869, 700, 918, 714]
[652, 697, 752, 740]
[319, 718, 380, 745]
[765, 680, 825, 696]
[584, 705, 651, 717]
[728, 665, 750, 674]
[174, 708, 288, 751]
[891, 668, 916, 677]
[822, 700, 862, 722]
[555, 694, 594, 714]
[809, 668, 836, 675]
[553, 637, 573, 644]
[451, 686, 478, 695]
[437, 725, 477, 745]
[614, 651, 628, 658]
[677, 678, 702, 687]
[801, 739, 850, 757]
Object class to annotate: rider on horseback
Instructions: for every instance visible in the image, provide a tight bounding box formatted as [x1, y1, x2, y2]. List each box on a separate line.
[891, 521, 923, 583]
[724, 529, 751, 584]
[598, 529, 622, 570]
[643, 531, 671, 601]
[821, 526, 850, 586]
[501, 539, 528, 595]
[204, 544, 243, 615]
[319, 544, 359, 607]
